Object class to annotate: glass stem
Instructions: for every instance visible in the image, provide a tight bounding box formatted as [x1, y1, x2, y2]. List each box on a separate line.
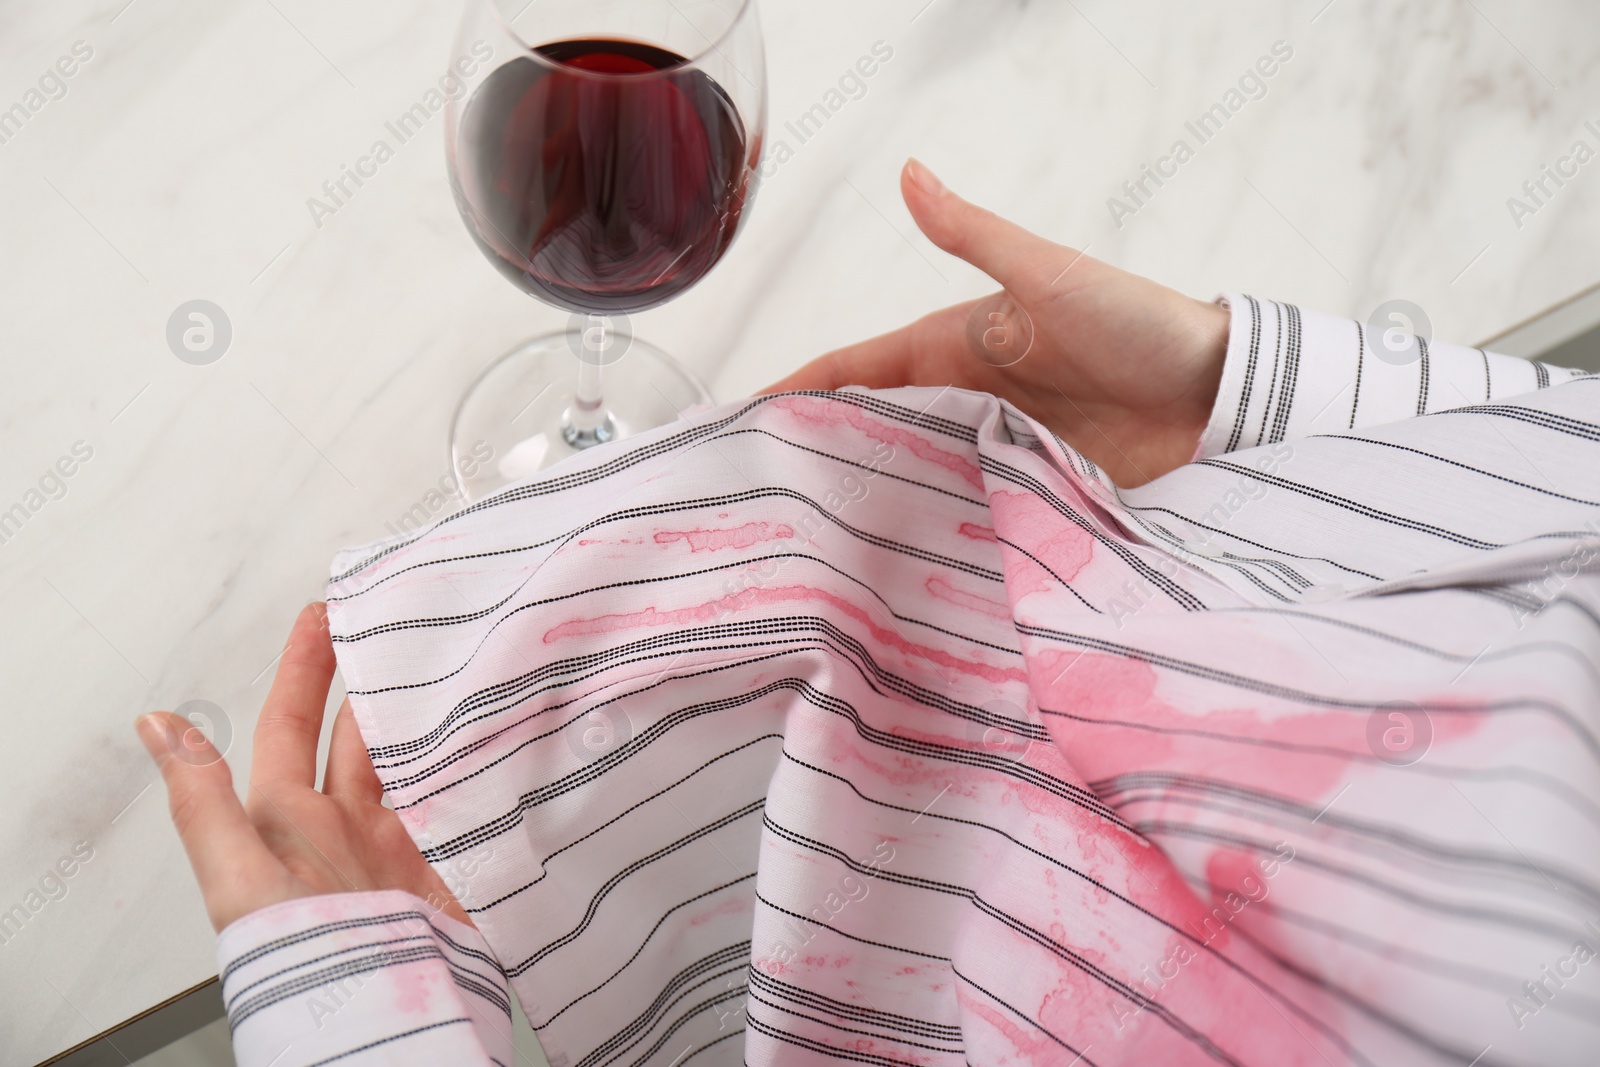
[562, 317, 615, 449]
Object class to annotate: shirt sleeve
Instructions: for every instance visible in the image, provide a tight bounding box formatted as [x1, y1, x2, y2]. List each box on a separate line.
[1196, 292, 1591, 459]
[214, 889, 515, 1067]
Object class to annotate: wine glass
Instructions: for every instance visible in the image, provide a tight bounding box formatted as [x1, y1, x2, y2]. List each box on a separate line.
[444, 0, 766, 499]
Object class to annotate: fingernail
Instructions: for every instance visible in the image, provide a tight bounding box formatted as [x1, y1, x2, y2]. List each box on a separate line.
[135, 714, 176, 764]
[905, 158, 945, 198]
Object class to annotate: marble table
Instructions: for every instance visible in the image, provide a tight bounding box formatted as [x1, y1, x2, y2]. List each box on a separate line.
[2, 0, 1596, 1063]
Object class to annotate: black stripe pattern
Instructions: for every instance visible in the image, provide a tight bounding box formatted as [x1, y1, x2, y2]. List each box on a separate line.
[217, 307, 1599, 1066]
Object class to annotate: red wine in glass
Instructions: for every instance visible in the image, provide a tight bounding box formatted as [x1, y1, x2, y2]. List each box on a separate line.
[445, 0, 766, 496]
[455, 39, 751, 314]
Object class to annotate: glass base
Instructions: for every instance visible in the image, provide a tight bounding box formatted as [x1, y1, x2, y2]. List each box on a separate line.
[449, 331, 714, 502]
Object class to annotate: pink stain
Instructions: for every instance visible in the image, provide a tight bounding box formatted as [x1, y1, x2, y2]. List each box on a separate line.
[654, 522, 795, 553]
[304, 898, 350, 924]
[958, 522, 998, 542]
[831, 731, 991, 798]
[1029, 647, 1487, 809]
[1202, 849, 1285, 941]
[798, 953, 852, 970]
[689, 893, 753, 926]
[961, 917, 1334, 1066]
[1036, 976, 1081, 1036]
[987, 491, 1095, 598]
[770, 395, 983, 489]
[926, 576, 1012, 620]
[545, 583, 1027, 684]
[400, 800, 437, 836]
[835, 1039, 935, 1066]
[962, 988, 1075, 1066]
[390, 963, 437, 1015]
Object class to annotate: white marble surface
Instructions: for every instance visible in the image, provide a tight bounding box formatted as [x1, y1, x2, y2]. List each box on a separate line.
[1, 0, 1597, 1062]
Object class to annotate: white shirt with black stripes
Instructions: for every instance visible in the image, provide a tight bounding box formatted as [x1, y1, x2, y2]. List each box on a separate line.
[216, 295, 1600, 1067]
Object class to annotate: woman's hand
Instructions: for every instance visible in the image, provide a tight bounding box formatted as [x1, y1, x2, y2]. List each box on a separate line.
[764, 160, 1231, 487]
[137, 604, 469, 932]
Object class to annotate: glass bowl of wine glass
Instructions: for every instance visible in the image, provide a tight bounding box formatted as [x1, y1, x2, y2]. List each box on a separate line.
[443, 0, 766, 499]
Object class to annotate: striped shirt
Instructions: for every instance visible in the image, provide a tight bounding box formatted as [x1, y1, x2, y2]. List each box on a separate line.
[218, 295, 1600, 1066]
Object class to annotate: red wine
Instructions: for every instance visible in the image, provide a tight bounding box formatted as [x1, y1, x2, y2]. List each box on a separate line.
[454, 39, 752, 313]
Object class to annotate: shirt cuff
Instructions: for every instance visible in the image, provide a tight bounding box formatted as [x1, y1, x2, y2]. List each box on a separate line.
[215, 890, 514, 1067]
[1196, 293, 1589, 459]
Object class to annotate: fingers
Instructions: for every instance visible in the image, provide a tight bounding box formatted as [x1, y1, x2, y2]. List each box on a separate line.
[901, 158, 1109, 304]
[252, 602, 338, 790]
[137, 712, 292, 930]
[761, 337, 914, 394]
[323, 699, 384, 805]
[760, 301, 977, 394]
